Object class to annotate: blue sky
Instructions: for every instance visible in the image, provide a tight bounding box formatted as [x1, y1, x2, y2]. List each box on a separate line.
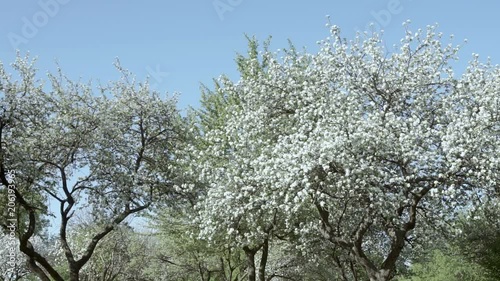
[2, 1, 500, 110]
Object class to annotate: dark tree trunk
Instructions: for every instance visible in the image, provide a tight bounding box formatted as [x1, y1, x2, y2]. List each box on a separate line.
[243, 246, 257, 281]
[258, 238, 269, 281]
[69, 269, 80, 281]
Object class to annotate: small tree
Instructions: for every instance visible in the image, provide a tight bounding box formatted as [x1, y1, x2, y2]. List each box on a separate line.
[399, 247, 494, 281]
[457, 200, 500, 280]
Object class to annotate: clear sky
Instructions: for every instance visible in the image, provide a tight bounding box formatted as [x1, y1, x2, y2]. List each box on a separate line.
[2, 1, 500, 110]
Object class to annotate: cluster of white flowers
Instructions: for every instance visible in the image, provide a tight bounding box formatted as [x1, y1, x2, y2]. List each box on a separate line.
[190, 24, 499, 268]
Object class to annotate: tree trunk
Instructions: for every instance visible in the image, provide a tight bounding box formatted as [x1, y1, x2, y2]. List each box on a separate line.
[69, 269, 80, 281]
[258, 238, 269, 281]
[27, 258, 51, 281]
[243, 246, 257, 281]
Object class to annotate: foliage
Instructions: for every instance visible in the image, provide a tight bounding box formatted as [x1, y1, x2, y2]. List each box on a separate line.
[398, 247, 494, 281]
[456, 200, 500, 280]
[66, 223, 169, 281]
[152, 207, 249, 281]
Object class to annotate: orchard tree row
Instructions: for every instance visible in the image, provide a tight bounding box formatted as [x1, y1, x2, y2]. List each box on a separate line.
[1, 22, 499, 281]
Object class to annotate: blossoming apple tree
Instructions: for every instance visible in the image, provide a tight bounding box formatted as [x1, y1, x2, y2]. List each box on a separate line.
[0, 56, 181, 281]
[192, 22, 499, 281]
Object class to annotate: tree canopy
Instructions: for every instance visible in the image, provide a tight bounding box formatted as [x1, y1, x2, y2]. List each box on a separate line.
[1, 22, 499, 281]
[188, 22, 500, 281]
[0, 57, 181, 281]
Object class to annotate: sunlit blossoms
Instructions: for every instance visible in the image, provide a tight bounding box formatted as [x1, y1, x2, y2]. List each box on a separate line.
[191, 23, 499, 281]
